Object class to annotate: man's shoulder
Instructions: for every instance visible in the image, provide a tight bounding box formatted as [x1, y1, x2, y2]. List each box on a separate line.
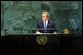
[37, 21, 42, 25]
[48, 20, 54, 24]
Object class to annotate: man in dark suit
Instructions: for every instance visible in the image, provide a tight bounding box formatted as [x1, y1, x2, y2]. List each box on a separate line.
[36, 11, 57, 34]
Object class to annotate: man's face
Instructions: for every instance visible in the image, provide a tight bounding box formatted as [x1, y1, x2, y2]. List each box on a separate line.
[42, 14, 48, 22]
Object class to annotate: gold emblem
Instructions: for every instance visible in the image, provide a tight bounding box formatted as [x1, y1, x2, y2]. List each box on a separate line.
[64, 28, 69, 34]
[36, 35, 47, 45]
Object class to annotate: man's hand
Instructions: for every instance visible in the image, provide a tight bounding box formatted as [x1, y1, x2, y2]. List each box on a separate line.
[35, 31, 43, 34]
[53, 32, 57, 34]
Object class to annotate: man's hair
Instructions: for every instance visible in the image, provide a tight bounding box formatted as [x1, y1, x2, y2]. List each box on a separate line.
[42, 11, 49, 17]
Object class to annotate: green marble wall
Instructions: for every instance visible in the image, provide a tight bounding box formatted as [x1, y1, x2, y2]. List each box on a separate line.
[1, 1, 82, 36]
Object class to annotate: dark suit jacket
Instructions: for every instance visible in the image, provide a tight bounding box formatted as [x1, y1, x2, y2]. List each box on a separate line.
[37, 20, 57, 33]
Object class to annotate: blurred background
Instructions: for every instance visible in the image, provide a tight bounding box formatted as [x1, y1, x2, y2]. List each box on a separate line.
[1, 1, 82, 36]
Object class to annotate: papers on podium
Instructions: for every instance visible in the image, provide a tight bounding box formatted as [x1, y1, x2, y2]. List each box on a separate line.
[35, 31, 57, 34]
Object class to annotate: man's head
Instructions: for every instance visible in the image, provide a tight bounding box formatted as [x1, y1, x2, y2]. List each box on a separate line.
[42, 11, 49, 22]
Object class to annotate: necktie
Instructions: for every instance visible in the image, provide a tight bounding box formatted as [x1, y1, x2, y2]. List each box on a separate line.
[44, 21, 46, 32]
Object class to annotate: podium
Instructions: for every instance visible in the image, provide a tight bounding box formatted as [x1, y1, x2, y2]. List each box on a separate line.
[1, 34, 82, 54]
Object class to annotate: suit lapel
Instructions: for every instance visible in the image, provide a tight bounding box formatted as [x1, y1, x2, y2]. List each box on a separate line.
[41, 21, 44, 28]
